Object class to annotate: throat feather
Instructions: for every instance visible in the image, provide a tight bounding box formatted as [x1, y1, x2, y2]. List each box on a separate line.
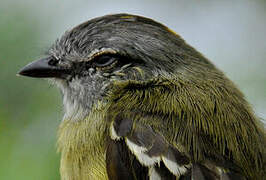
[57, 102, 108, 180]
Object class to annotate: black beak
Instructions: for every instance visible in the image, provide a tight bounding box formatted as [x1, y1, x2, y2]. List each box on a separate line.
[18, 57, 70, 78]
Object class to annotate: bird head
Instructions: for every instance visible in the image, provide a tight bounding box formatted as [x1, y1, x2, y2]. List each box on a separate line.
[18, 13, 213, 121]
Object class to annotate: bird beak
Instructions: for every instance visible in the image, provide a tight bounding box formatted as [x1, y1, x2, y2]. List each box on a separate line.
[18, 57, 70, 78]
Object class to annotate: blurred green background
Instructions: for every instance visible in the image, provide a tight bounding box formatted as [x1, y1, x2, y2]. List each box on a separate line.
[0, 0, 265, 179]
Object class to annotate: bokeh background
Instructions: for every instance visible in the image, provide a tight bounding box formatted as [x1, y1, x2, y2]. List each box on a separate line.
[1, 0, 265, 179]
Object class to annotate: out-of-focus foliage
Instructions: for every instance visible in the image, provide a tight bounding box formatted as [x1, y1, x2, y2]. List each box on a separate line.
[0, 3, 61, 180]
[0, 0, 265, 179]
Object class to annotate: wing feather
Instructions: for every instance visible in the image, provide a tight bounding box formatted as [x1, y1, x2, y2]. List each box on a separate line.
[106, 79, 263, 179]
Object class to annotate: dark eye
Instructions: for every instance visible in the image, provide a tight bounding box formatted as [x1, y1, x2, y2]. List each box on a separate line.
[93, 55, 117, 67]
[48, 57, 58, 66]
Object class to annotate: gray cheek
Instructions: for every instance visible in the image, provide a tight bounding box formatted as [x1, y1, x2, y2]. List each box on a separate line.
[71, 76, 102, 107]
[59, 73, 110, 121]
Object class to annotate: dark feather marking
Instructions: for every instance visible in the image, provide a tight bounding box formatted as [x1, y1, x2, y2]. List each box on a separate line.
[127, 123, 156, 149]
[164, 146, 190, 166]
[106, 140, 133, 180]
[151, 163, 177, 180]
[147, 133, 168, 157]
[192, 164, 206, 180]
[111, 114, 193, 177]
[106, 139, 149, 180]
[113, 114, 133, 137]
[192, 163, 219, 180]
[221, 172, 246, 180]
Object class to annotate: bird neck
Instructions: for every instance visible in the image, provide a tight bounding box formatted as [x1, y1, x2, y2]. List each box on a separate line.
[57, 101, 109, 180]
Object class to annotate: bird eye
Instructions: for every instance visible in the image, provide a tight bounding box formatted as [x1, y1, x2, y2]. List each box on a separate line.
[48, 57, 59, 66]
[93, 55, 117, 67]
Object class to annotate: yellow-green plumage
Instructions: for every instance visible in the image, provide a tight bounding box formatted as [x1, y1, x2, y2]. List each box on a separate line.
[107, 66, 265, 178]
[57, 102, 109, 180]
[57, 69, 265, 179]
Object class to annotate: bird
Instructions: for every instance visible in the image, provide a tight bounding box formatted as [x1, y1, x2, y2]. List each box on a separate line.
[18, 14, 265, 180]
